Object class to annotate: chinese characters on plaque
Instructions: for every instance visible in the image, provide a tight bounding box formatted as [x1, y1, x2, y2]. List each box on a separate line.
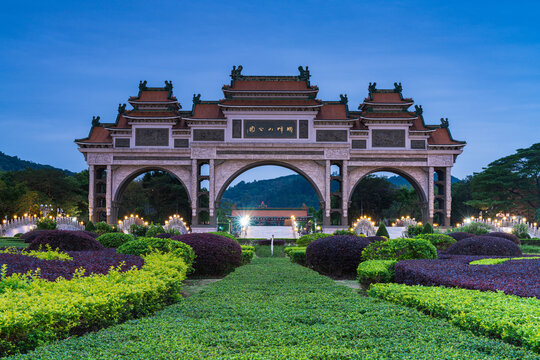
[243, 120, 297, 139]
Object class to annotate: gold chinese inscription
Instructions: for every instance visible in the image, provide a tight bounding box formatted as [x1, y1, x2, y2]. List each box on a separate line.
[244, 120, 297, 138]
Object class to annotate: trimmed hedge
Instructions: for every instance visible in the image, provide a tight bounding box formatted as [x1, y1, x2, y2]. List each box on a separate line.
[375, 223, 389, 238]
[447, 232, 475, 241]
[21, 230, 52, 244]
[306, 235, 373, 277]
[416, 233, 456, 250]
[446, 236, 522, 256]
[117, 237, 195, 268]
[361, 238, 437, 261]
[488, 231, 521, 245]
[172, 233, 242, 276]
[240, 245, 254, 265]
[0, 252, 188, 356]
[96, 233, 134, 248]
[28, 231, 104, 252]
[369, 283, 540, 353]
[296, 233, 331, 247]
[145, 224, 165, 238]
[286, 248, 307, 265]
[209, 232, 238, 242]
[469, 256, 540, 265]
[357, 260, 396, 287]
[257, 238, 286, 246]
[364, 235, 388, 243]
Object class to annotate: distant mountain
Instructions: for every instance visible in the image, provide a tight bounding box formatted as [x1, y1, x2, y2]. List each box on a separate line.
[222, 174, 462, 208]
[0, 151, 74, 175]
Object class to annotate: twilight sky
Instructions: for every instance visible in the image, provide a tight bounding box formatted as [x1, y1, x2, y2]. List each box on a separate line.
[1, 0, 539, 182]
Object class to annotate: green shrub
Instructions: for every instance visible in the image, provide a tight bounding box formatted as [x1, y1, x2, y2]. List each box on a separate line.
[95, 221, 114, 236]
[0, 252, 188, 356]
[406, 224, 424, 237]
[129, 224, 148, 237]
[84, 221, 96, 232]
[145, 224, 165, 238]
[96, 233, 134, 248]
[118, 237, 195, 268]
[209, 231, 238, 242]
[284, 246, 305, 255]
[0, 245, 73, 262]
[241, 245, 255, 252]
[241, 249, 254, 265]
[453, 222, 492, 236]
[36, 218, 57, 230]
[357, 260, 396, 287]
[512, 223, 530, 239]
[287, 248, 307, 265]
[332, 229, 356, 236]
[296, 233, 331, 247]
[361, 238, 437, 261]
[422, 222, 433, 234]
[469, 256, 540, 265]
[416, 233, 456, 251]
[13, 233, 23, 238]
[369, 283, 540, 353]
[164, 228, 183, 235]
[375, 223, 390, 238]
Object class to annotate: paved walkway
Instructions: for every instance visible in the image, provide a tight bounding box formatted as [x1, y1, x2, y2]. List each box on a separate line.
[12, 258, 538, 359]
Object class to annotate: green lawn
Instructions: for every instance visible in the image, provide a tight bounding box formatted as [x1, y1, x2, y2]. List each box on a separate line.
[0, 237, 27, 248]
[521, 244, 540, 254]
[9, 258, 538, 359]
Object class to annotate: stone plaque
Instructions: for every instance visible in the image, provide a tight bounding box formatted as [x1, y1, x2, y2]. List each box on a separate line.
[193, 129, 224, 141]
[174, 139, 189, 148]
[372, 129, 405, 148]
[115, 138, 130, 148]
[411, 140, 426, 149]
[351, 139, 366, 149]
[232, 120, 242, 138]
[244, 120, 297, 138]
[299, 120, 309, 139]
[316, 130, 348, 142]
[135, 128, 169, 146]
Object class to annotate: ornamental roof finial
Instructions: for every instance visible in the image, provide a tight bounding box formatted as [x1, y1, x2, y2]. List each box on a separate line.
[339, 94, 348, 104]
[139, 80, 147, 91]
[230, 65, 243, 79]
[414, 105, 423, 115]
[440, 117, 449, 128]
[298, 66, 310, 81]
[368, 82, 377, 93]
[193, 93, 201, 104]
[118, 103, 126, 114]
[393, 82, 402, 93]
[91, 116, 101, 127]
[164, 80, 173, 91]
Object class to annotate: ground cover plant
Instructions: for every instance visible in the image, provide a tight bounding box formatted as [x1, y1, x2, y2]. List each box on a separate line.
[361, 238, 437, 261]
[0, 248, 144, 281]
[96, 233, 134, 248]
[0, 251, 188, 356]
[393, 255, 540, 298]
[253, 245, 285, 258]
[369, 283, 540, 353]
[28, 230, 104, 252]
[415, 233, 456, 250]
[0, 245, 72, 261]
[117, 237, 194, 268]
[469, 256, 540, 265]
[357, 259, 396, 287]
[447, 231, 475, 241]
[10, 258, 539, 359]
[0, 238, 27, 248]
[446, 236, 522, 256]
[521, 244, 540, 254]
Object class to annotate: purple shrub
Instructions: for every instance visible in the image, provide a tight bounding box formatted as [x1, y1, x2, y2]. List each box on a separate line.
[394, 255, 540, 298]
[172, 233, 242, 276]
[0, 249, 144, 281]
[447, 232, 475, 241]
[28, 230, 104, 252]
[81, 231, 99, 239]
[446, 236, 522, 256]
[155, 233, 175, 239]
[257, 239, 286, 246]
[306, 235, 372, 277]
[22, 230, 53, 243]
[488, 232, 521, 245]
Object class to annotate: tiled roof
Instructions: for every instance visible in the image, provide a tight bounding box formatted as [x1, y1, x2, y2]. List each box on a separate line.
[428, 128, 464, 145]
[316, 103, 348, 119]
[226, 80, 312, 91]
[124, 110, 179, 117]
[192, 103, 225, 118]
[220, 99, 321, 106]
[129, 90, 177, 102]
[361, 112, 415, 118]
[79, 126, 112, 143]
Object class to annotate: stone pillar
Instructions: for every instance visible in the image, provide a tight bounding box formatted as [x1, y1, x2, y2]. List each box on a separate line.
[428, 166, 434, 224]
[105, 165, 112, 224]
[324, 160, 331, 226]
[209, 159, 216, 226]
[341, 160, 349, 226]
[191, 159, 198, 225]
[445, 166, 452, 226]
[88, 165, 95, 222]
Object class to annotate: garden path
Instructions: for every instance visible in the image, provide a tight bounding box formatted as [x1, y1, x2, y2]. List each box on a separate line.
[10, 258, 539, 359]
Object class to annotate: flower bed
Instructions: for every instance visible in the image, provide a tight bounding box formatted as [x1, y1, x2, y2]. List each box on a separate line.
[394, 255, 540, 298]
[368, 283, 540, 353]
[0, 249, 144, 281]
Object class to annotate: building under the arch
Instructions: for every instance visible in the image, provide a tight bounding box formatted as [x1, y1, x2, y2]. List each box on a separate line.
[75, 66, 465, 232]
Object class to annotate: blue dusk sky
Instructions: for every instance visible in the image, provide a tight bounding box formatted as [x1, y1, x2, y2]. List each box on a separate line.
[1, 1, 539, 184]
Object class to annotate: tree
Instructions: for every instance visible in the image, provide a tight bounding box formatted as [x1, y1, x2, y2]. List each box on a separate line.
[376, 222, 390, 237]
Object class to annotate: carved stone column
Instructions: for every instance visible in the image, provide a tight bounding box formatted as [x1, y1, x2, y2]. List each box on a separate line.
[106, 165, 112, 224]
[445, 166, 452, 226]
[209, 159, 216, 226]
[324, 160, 331, 226]
[191, 159, 198, 225]
[341, 160, 349, 226]
[88, 165, 95, 222]
[428, 166, 434, 224]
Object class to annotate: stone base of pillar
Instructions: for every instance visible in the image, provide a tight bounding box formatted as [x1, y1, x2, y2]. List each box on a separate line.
[322, 225, 344, 234]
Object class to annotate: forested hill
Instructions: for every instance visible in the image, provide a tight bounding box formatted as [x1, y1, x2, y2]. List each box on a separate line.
[222, 174, 461, 209]
[0, 151, 74, 175]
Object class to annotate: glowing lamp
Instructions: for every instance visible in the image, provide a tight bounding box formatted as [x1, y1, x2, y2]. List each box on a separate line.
[240, 216, 250, 227]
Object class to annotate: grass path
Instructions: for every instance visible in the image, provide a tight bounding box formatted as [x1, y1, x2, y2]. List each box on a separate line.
[10, 258, 539, 359]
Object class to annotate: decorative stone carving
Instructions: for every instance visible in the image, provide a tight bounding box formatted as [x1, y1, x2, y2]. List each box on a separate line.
[316, 130, 348, 142]
[193, 129, 224, 141]
[135, 128, 169, 146]
[351, 140, 366, 149]
[87, 153, 113, 165]
[372, 129, 405, 148]
[411, 140, 426, 149]
[244, 120, 296, 139]
[325, 148, 349, 159]
[191, 147, 216, 159]
[299, 120, 309, 139]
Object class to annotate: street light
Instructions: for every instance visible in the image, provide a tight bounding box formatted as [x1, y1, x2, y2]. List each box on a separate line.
[240, 216, 250, 228]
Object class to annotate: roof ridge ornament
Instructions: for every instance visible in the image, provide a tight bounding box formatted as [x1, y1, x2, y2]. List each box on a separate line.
[118, 103, 126, 114]
[193, 93, 201, 104]
[164, 80, 173, 91]
[368, 82, 377, 93]
[231, 65, 243, 79]
[298, 66, 310, 82]
[393, 82, 402, 93]
[339, 94, 348, 104]
[440, 117, 449, 128]
[91, 116, 101, 127]
[415, 105, 423, 115]
[139, 80, 147, 91]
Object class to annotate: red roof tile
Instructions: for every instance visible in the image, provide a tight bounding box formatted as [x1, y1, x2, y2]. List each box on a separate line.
[361, 112, 415, 118]
[81, 126, 112, 143]
[410, 116, 429, 131]
[220, 99, 321, 106]
[228, 80, 311, 91]
[129, 90, 177, 102]
[316, 104, 348, 119]
[192, 103, 224, 119]
[428, 128, 462, 145]
[124, 110, 179, 117]
[367, 92, 404, 103]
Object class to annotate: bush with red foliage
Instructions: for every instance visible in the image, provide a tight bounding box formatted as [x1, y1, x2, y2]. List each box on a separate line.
[22, 230, 53, 243]
[172, 233, 242, 276]
[82, 231, 99, 239]
[0, 248, 144, 281]
[257, 239, 286, 246]
[447, 232, 475, 241]
[487, 231, 521, 245]
[446, 236, 522, 256]
[28, 230, 104, 252]
[306, 235, 372, 277]
[155, 233, 175, 239]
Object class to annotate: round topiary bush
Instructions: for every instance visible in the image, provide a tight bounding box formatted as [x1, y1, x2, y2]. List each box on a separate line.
[446, 236, 522, 256]
[117, 237, 195, 266]
[361, 238, 437, 261]
[447, 232, 475, 241]
[416, 233, 456, 251]
[296, 233, 332, 247]
[172, 233, 242, 276]
[209, 231, 238, 242]
[145, 224, 165, 238]
[82, 231, 98, 239]
[306, 235, 372, 277]
[257, 239, 286, 246]
[487, 232, 521, 245]
[22, 230, 54, 243]
[96, 233, 134, 248]
[28, 230, 104, 251]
